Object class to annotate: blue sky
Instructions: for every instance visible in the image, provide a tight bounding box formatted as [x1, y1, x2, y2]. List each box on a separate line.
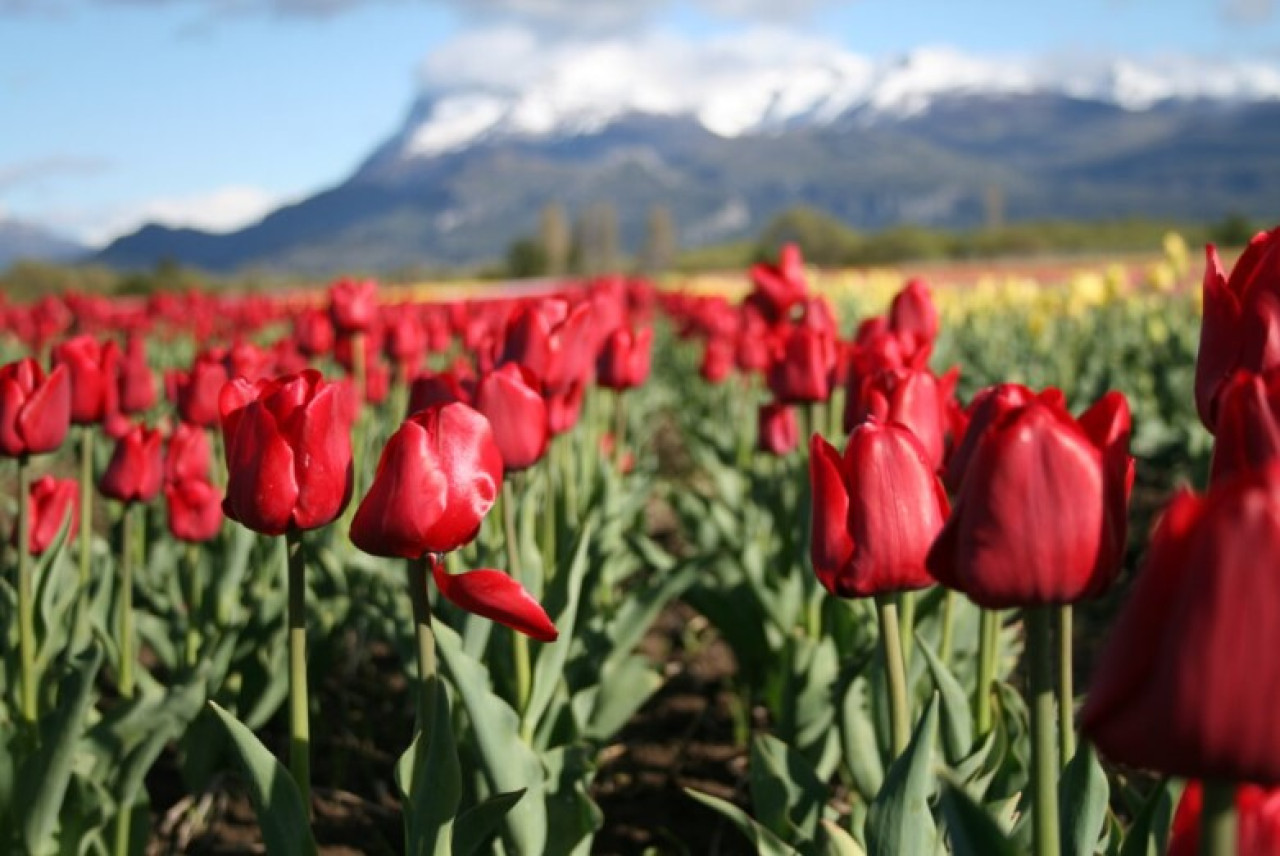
[1, 0, 1277, 247]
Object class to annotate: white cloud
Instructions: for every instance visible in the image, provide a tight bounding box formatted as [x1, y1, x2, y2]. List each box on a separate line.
[51, 184, 290, 247]
[1222, 0, 1275, 23]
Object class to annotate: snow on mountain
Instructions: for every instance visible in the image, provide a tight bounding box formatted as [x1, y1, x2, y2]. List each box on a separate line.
[401, 29, 1280, 159]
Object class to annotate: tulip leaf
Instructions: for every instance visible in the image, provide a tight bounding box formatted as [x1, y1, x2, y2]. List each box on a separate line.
[916, 633, 974, 765]
[524, 521, 593, 742]
[18, 643, 103, 855]
[1117, 779, 1177, 856]
[1059, 742, 1109, 856]
[396, 679, 461, 856]
[577, 655, 662, 742]
[839, 675, 886, 801]
[434, 621, 546, 856]
[684, 788, 800, 856]
[206, 701, 317, 856]
[819, 819, 868, 856]
[749, 734, 828, 841]
[452, 790, 526, 856]
[865, 693, 939, 856]
[938, 778, 1018, 856]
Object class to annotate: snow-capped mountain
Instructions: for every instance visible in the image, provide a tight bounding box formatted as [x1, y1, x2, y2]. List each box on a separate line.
[97, 44, 1280, 274]
[394, 43, 1280, 159]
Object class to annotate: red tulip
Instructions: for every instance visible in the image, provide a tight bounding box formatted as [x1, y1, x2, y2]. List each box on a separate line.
[1167, 782, 1280, 856]
[428, 555, 558, 642]
[1209, 369, 1280, 483]
[888, 278, 939, 361]
[117, 334, 156, 414]
[810, 421, 949, 598]
[51, 335, 115, 425]
[407, 370, 472, 417]
[385, 312, 427, 376]
[0, 358, 71, 457]
[747, 243, 808, 322]
[845, 367, 948, 470]
[700, 337, 735, 384]
[1196, 227, 1280, 430]
[927, 391, 1133, 608]
[596, 326, 653, 391]
[500, 299, 595, 393]
[166, 422, 211, 485]
[220, 369, 353, 535]
[165, 478, 224, 543]
[294, 308, 335, 357]
[757, 402, 798, 456]
[225, 340, 273, 383]
[546, 380, 585, 436]
[473, 364, 549, 471]
[22, 476, 80, 555]
[943, 385, 1064, 492]
[174, 352, 228, 428]
[99, 423, 164, 503]
[1081, 467, 1280, 784]
[350, 402, 502, 558]
[767, 323, 835, 404]
[329, 278, 378, 334]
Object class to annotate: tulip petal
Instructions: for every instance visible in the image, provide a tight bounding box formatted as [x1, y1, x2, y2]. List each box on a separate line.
[17, 364, 70, 455]
[1196, 244, 1243, 429]
[350, 420, 449, 558]
[420, 403, 503, 552]
[431, 558, 558, 642]
[290, 383, 353, 530]
[0, 375, 27, 456]
[809, 433, 855, 596]
[223, 403, 298, 536]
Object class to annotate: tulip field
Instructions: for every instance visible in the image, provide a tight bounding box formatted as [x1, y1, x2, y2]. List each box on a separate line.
[0, 227, 1277, 856]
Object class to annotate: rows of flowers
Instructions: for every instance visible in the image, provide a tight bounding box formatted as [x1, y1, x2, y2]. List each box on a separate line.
[0, 227, 1274, 854]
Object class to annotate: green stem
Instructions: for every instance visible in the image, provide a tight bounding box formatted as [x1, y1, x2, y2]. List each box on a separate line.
[1028, 606, 1060, 856]
[1199, 780, 1237, 856]
[184, 543, 202, 669]
[939, 589, 956, 664]
[407, 558, 438, 736]
[113, 801, 131, 856]
[1058, 604, 1075, 766]
[875, 594, 910, 760]
[79, 426, 94, 588]
[16, 455, 37, 726]
[541, 443, 558, 574]
[351, 330, 367, 500]
[285, 530, 312, 813]
[975, 608, 997, 735]
[899, 590, 916, 676]
[613, 390, 627, 471]
[502, 480, 532, 720]
[118, 502, 136, 699]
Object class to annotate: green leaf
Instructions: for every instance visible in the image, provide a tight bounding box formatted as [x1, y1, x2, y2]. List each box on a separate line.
[749, 734, 828, 841]
[938, 778, 1018, 856]
[578, 656, 661, 742]
[1059, 742, 1109, 856]
[684, 788, 800, 856]
[839, 676, 885, 802]
[523, 522, 594, 742]
[434, 622, 546, 856]
[1118, 779, 1177, 856]
[396, 679, 461, 856]
[865, 694, 939, 856]
[452, 790, 526, 856]
[206, 701, 317, 856]
[916, 634, 974, 765]
[18, 644, 103, 855]
[818, 819, 867, 856]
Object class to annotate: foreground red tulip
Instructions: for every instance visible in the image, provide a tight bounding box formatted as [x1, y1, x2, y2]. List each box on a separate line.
[810, 421, 948, 597]
[1081, 467, 1280, 784]
[22, 476, 80, 555]
[927, 391, 1133, 607]
[220, 369, 353, 535]
[429, 555, 558, 643]
[99, 423, 164, 503]
[1196, 226, 1280, 430]
[943, 384, 1062, 492]
[473, 364, 549, 471]
[0, 358, 71, 457]
[350, 402, 503, 558]
[1168, 782, 1280, 856]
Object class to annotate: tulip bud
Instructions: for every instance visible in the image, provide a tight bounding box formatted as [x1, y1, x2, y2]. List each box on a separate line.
[117, 334, 156, 414]
[100, 423, 164, 504]
[927, 392, 1134, 608]
[810, 421, 948, 598]
[0, 358, 71, 457]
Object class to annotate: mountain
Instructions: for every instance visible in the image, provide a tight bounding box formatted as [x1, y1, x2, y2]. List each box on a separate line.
[0, 218, 86, 268]
[97, 48, 1280, 274]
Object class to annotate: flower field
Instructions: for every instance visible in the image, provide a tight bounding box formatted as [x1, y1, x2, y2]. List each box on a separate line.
[0, 227, 1275, 856]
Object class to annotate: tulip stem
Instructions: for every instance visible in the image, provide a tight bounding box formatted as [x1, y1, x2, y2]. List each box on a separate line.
[184, 543, 202, 669]
[976, 608, 998, 735]
[79, 426, 94, 589]
[351, 331, 367, 500]
[1199, 780, 1236, 856]
[899, 590, 916, 675]
[407, 558, 438, 737]
[16, 455, 37, 727]
[1058, 604, 1075, 766]
[613, 390, 627, 471]
[502, 480, 532, 721]
[1028, 606, 1060, 856]
[939, 590, 956, 664]
[285, 530, 311, 814]
[875, 594, 910, 759]
[118, 502, 136, 699]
